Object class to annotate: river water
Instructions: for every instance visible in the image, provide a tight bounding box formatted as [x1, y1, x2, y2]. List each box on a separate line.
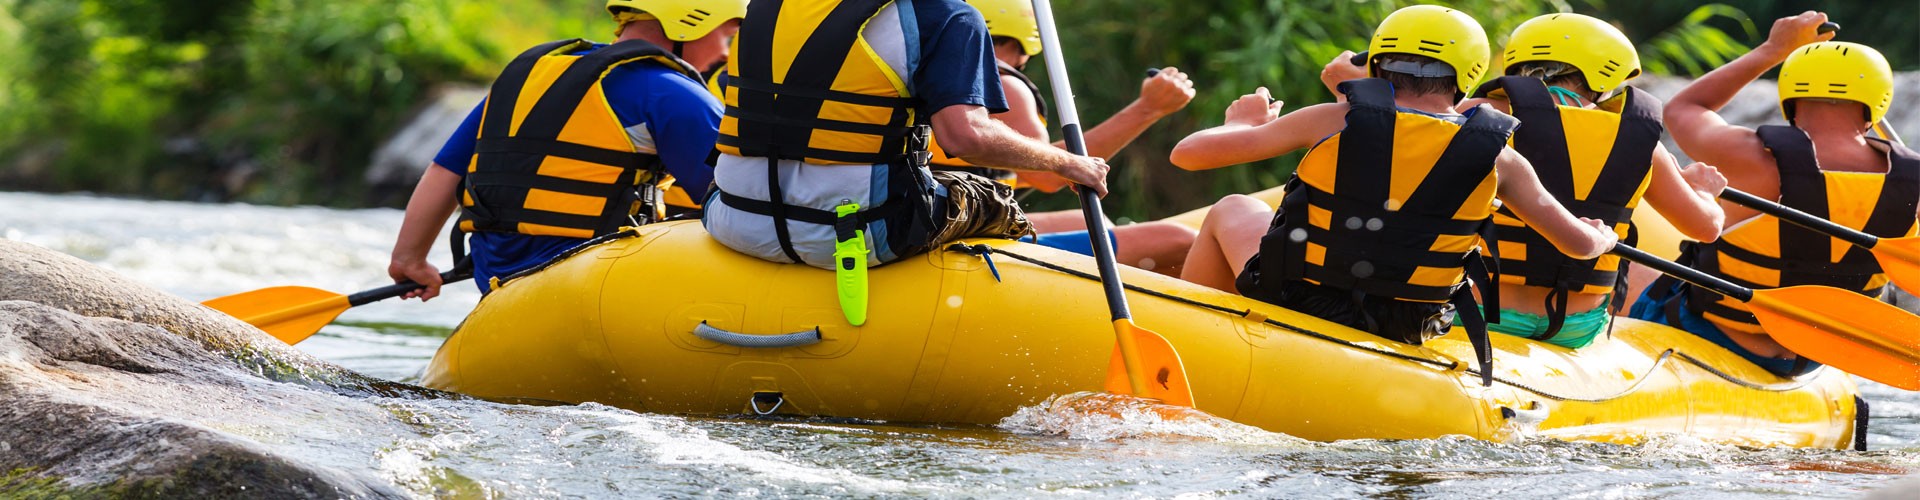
[4, 190, 1919, 498]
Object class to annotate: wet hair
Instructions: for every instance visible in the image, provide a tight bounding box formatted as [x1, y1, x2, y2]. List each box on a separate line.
[1509, 61, 1596, 100]
[991, 36, 1023, 51]
[1372, 54, 1458, 97]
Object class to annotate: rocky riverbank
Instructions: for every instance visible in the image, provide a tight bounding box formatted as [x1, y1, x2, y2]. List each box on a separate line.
[0, 239, 445, 497]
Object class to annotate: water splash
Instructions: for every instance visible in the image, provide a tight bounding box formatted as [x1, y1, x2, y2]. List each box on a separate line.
[998, 391, 1310, 446]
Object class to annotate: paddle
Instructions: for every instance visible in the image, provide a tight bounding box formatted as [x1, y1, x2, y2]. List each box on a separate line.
[1031, 0, 1193, 406]
[1612, 244, 1920, 390]
[203, 269, 471, 344]
[1718, 188, 1920, 296]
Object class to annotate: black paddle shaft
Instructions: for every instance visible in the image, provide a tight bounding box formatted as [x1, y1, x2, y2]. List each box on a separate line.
[1611, 244, 1755, 302]
[346, 269, 474, 306]
[1721, 188, 1879, 248]
[1069, 128, 1134, 321]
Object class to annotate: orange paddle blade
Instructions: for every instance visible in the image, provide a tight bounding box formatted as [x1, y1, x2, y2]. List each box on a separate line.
[1748, 285, 1920, 390]
[1104, 320, 1194, 406]
[1871, 235, 1920, 294]
[202, 286, 350, 344]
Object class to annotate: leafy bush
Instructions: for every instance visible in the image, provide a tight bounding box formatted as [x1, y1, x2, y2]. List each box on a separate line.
[0, 0, 1909, 211]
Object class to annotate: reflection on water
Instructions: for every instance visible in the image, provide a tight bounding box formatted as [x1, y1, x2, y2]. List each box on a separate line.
[3, 191, 1918, 498]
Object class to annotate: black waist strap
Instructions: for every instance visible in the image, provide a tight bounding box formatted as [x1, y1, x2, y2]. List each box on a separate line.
[717, 190, 907, 226]
[475, 137, 647, 170]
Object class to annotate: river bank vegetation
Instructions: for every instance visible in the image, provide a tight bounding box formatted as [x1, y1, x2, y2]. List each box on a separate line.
[0, 0, 1913, 217]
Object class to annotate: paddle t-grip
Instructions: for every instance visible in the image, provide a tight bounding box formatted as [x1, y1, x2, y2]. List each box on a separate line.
[1350, 51, 1368, 67]
[1818, 22, 1839, 35]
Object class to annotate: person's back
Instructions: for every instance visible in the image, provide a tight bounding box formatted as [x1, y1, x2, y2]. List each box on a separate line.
[702, 0, 1108, 269]
[1168, 5, 1617, 382]
[1454, 14, 1727, 349]
[386, 0, 742, 298]
[1645, 12, 1918, 377]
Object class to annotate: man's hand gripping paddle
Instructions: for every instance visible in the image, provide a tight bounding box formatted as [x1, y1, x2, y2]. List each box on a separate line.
[203, 270, 472, 345]
[1031, 0, 1193, 406]
[1613, 244, 1920, 389]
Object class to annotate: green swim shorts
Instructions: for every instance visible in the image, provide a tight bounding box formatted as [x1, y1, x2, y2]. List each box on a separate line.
[1457, 305, 1611, 349]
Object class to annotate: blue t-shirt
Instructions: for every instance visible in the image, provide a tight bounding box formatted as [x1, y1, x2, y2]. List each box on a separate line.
[434, 45, 722, 292]
[903, 0, 1008, 115]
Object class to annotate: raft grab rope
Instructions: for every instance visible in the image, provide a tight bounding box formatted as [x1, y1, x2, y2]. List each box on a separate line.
[695, 321, 824, 348]
[958, 244, 1822, 403]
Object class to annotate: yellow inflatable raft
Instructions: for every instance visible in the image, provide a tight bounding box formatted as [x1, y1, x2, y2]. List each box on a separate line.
[422, 216, 1862, 449]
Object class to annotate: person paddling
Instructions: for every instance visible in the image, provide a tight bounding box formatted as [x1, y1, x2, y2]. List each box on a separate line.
[388, 0, 745, 298]
[1319, 13, 1728, 349]
[927, 0, 1199, 275]
[1169, 5, 1617, 352]
[1636, 12, 1918, 377]
[702, 1, 1108, 271]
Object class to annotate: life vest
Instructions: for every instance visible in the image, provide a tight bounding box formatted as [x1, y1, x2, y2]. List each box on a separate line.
[708, 0, 941, 266]
[716, 0, 923, 165]
[1682, 125, 1920, 336]
[928, 60, 1049, 183]
[458, 39, 703, 239]
[1254, 78, 1518, 304]
[1478, 76, 1663, 336]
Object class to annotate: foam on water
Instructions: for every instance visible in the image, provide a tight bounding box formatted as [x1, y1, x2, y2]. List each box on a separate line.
[999, 391, 1312, 446]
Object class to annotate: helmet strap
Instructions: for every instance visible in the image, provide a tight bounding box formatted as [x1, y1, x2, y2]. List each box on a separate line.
[672, 41, 685, 58]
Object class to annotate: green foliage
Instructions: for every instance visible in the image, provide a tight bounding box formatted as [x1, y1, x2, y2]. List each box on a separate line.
[0, 0, 599, 204]
[0, 0, 1913, 210]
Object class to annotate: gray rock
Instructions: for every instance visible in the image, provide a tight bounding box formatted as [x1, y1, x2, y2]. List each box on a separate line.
[1631, 73, 1920, 166]
[364, 85, 487, 192]
[0, 239, 430, 395]
[0, 302, 407, 498]
[0, 239, 460, 496]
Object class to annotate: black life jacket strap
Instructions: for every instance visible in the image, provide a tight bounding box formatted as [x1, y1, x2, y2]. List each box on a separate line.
[473, 137, 650, 171]
[717, 189, 909, 227]
[1473, 223, 1502, 325]
[1333, 79, 1397, 198]
[726, 76, 919, 109]
[763, 156, 805, 264]
[715, 134, 911, 165]
[480, 39, 590, 140]
[1448, 283, 1495, 387]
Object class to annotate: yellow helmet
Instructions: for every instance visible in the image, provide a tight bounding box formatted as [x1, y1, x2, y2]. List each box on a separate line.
[606, 0, 749, 42]
[1778, 41, 1894, 124]
[1503, 13, 1641, 92]
[967, 0, 1041, 56]
[1365, 5, 1491, 94]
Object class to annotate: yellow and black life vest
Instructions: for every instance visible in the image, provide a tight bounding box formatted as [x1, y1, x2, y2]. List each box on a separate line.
[928, 60, 1049, 183]
[716, 0, 923, 165]
[458, 39, 702, 239]
[1682, 125, 1920, 336]
[1247, 78, 1517, 387]
[1478, 76, 1663, 336]
[1256, 78, 1517, 304]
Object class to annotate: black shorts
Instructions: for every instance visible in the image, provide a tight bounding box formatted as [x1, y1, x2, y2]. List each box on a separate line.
[1243, 279, 1455, 345]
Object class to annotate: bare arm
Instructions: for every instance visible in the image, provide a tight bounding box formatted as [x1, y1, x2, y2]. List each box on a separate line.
[1495, 148, 1616, 260]
[990, 74, 1074, 193]
[1666, 11, 1832, 203]
[1171, 89, 1343, 170]
[387, 165, 462, 300]
[1640, 144, 1727, 242]
[1074, 67, 1195, 158]
[930, 104, 1110, 195]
